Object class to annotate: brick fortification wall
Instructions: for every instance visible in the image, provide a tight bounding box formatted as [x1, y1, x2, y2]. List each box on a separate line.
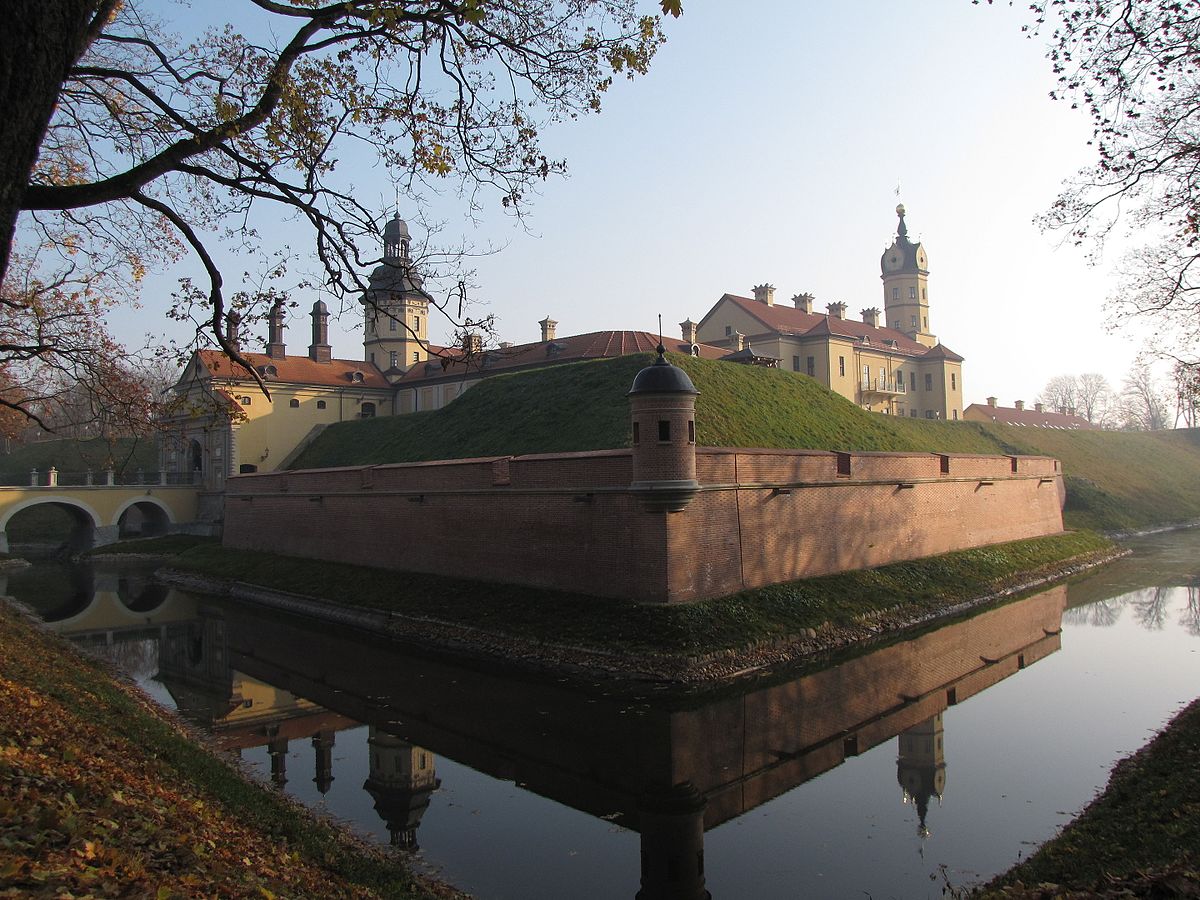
[223, 447, 1064, 604]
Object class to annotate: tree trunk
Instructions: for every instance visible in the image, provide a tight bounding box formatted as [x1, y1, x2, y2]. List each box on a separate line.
[0, 0, 100, 284]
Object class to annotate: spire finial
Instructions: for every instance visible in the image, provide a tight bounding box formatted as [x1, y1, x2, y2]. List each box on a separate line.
[896, 202, 908, 239]
[656, 314, 665, 361]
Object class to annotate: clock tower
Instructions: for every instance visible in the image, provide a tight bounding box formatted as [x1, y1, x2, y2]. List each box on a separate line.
[362, 212, 431, 373]
[880, 204, 936, 348]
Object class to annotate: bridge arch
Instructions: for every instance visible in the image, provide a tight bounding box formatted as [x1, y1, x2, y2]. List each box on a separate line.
[0, 497, 105, 555]
[112, 496, 173, 539]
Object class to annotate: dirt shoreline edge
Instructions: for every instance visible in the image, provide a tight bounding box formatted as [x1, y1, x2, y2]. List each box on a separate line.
[158, 545, 1127, 686]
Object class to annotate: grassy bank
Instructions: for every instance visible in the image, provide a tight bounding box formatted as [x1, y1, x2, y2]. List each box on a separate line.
[0, 436, 157, 485]
[0, 602, 458, 899]
[287, 353, 1200, 533]
[83, 534, 217, 557]
[168, 530, 1114, 658]
[978, 696, 1200, 898]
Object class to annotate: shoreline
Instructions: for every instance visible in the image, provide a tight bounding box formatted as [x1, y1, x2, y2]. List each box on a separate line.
[159, 542, 1127, 686]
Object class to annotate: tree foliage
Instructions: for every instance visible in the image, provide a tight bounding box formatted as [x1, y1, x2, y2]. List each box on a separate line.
[1020, 0, 1200, 360]
[1, 0, 678, 424]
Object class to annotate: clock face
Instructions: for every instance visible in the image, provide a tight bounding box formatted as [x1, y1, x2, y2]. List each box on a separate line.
[885, 253, 900, 272]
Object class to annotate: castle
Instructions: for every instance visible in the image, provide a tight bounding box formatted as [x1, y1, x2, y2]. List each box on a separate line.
[159, 205, 966, 490]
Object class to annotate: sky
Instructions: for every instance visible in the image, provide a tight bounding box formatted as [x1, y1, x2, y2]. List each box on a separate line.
[110, 0, 1156, 407]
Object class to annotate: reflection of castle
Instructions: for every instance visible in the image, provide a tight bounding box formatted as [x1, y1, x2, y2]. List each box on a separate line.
[363, 727, 441, 849]
[897, 714, 947, 838]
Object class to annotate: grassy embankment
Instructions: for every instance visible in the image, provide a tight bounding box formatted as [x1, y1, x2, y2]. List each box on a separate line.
[290, 353, 1200, 534]
[976, 696, 1200, 898]
[0, 602, 457, 899]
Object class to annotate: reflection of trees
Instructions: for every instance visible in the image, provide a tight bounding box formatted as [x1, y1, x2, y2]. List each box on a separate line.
[1064, 599, 1123, 627]
[1128, 587, 1170, 631]
[1180, 586, 1200, 637]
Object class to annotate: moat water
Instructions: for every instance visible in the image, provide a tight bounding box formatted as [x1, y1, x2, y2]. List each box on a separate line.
[8, 528, 1200, 900]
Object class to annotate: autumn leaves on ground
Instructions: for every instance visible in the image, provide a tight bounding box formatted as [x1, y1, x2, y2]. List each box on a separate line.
[0, 602, 460, 899]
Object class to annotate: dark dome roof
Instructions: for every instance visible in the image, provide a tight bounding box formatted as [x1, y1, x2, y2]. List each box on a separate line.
[628, 355, 699, 395]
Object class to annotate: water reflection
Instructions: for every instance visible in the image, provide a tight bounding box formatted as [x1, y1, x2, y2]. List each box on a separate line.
[12, 527, 1200, 899]
[131, 583, 1068, 900]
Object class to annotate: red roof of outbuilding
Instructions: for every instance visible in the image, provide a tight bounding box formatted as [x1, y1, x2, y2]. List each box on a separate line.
[964, 402, 1095, 429]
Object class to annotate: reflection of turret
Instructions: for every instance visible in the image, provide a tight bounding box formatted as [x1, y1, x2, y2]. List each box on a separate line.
[313, 730, 335, 794]
[636, 782, 710, 900]
[363, 727, 440, 849]
[897, 714, 947, 838]
[267, 733, 288, 789]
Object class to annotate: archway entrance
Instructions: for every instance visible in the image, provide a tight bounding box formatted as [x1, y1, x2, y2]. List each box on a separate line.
[4, 501, 98, 557]
[117, 501, 170, 539]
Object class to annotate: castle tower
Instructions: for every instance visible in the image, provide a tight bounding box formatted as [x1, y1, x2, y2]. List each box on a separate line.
[880, 204, 936, 348]
[897, 713, 947, 838]
[363, 727, 440, 850]
[628, 346, 700, 513]
[362, 212, 431, 372]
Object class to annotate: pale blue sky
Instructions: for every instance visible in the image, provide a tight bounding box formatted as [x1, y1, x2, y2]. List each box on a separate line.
[106, 0, 1148, 407]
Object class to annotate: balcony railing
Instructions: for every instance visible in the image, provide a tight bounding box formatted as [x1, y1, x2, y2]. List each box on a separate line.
[860, 377, 906, 395]
[4, 469, 202, 488]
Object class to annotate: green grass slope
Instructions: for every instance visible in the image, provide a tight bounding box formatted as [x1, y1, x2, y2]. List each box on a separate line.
[288, 353, 1200, 532]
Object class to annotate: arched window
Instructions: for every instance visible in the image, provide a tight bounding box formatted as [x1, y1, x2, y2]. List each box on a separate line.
[361, 402, 376, 418]
[316, 400, 327, 410]
[288, 398, 300, 408]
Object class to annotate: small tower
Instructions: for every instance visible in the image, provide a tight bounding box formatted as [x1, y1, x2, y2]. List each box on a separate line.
[265, 299, 287, 359]
[362, 212, 431, 372]
[635, 782, 709, 900]
[628, 346, 700, 513]
[880, 203, 936, 348]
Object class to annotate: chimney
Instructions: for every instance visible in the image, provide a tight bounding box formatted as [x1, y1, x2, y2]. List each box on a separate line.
[826, 301, 848, 320]
[680, 318, 698, 344]
[266, 299, 287, 359]
[308, 300, 331, 363]
[539, 316, 557, 342]
[1014, 400, 1025, 411]
[734, 331, 746, 351]
[987, 396, 997, 407]
[752, 283, 776, 306]
[463, 332, 483, 354]
[861, 307, 881, 328]
[225, 310, 242, 350]
[1035, 402, 1044, 413]
[792, 293, 814, 313]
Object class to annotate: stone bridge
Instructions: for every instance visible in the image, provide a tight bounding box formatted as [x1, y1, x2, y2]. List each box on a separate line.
[0, 482, 201, 554]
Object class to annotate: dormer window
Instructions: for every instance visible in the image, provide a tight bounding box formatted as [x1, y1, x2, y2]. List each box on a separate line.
[257, 364, 278, 379]
[350, 370, 365, 383]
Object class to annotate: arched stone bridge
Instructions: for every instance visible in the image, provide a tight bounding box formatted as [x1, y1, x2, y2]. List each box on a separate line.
[0, 484, 201, 554]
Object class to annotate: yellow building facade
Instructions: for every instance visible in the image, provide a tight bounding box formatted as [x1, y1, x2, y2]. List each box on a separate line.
[693, 205, 965, 420]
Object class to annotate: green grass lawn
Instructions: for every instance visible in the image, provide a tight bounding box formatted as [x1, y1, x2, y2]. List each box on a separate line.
[288, 353, 1200, 533]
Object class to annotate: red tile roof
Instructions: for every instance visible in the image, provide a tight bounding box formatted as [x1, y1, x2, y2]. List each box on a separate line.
[195, 350, 391, 390]
[702, 294, 945, 359]
[394, 330, 727, 385]
[964, 402, 1095, 429]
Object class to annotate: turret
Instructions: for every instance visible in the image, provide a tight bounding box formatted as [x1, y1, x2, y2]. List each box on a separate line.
[308, 300, 331, 363]
[362, 211, 430, 370]
[628, 347, 699, 513]
[880, 203, 936, 347]
[266, 299, 287, 359]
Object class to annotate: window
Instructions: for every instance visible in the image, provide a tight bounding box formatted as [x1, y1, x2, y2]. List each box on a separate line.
[239, 396, 251, 405]
[390, 351, 398, 369]
[952, 409, 959, 420]
[862, 364, 870, 387]
[838, 356, 845, 376]
[316, 400, 326, 410]
[792, 355, 800, 372]
[922, 288, 927, 300]
[909, 286, 917, 299]
[632, 422, 640, 444]
[288, 398, 299, 408]
[360, 402, 376, 418]
[658, 420, 671, 442]
[924, 316, 928, 329]
[725, 325, 732, 336]
[910, 409, 917, 418]
[892, 321, 900, 329]
[895, 368, 902, 387]
[925, 373, 933, 392]
[911, 315, 918, 328]
[389, 317, 397, 331]
[891, 287, 899, 300]
[414, 315, 420, 330]
[412, 351, 419, 363]
[910, 371, 916, 390]
[951, 373, 957, 390]
[806, 356, 815, 377]
[879, 366, 885, 385]
[688, 420, 695, 444]
[925, 410, 935, 419]
[239, 464, 257, 474]
[370, 352, 375, 364]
